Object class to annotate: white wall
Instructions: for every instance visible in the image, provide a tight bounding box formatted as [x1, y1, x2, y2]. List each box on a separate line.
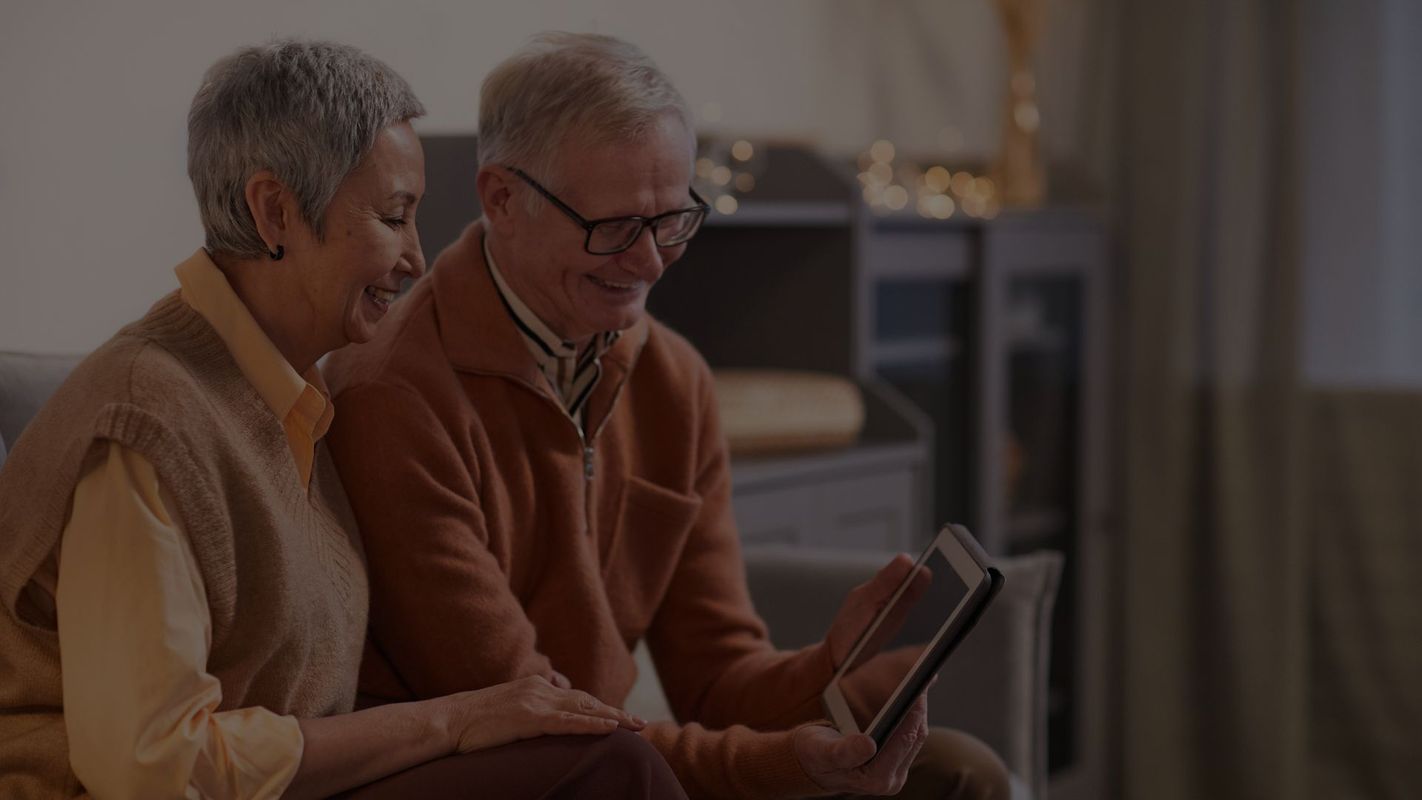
[0, 0, 1103, 354]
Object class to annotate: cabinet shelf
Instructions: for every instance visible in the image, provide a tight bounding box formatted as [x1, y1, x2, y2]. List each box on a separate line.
[730, 440, 922, 490]
[866, 209, 1107, 791]
[864, 230, 973, 280]
[870, 337, 961, 367]
[703, 200, 850, 228]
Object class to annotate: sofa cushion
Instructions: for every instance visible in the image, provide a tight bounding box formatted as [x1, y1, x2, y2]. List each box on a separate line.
[739, 545, 1060, 800]
[0, 352, 84, 464]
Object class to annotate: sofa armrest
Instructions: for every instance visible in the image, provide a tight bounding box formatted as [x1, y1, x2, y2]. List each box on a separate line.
[740, 545, 1062, 800]
[0, 350, 85, 463]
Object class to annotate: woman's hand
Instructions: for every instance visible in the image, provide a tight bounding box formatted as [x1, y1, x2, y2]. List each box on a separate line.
[437, 675, 647, 754]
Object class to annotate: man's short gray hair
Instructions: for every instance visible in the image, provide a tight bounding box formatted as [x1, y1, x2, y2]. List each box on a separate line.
[478, 33, 692, 199]
[188, 39, 425, 259]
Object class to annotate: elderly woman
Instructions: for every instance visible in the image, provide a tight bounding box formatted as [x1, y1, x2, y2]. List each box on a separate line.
[0, 40, 686, 799]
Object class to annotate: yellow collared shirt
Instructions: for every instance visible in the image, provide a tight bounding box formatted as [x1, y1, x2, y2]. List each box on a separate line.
[40, 249, 331, 799]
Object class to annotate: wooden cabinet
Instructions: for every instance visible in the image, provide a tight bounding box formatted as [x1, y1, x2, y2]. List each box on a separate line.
[655, 145, 1111, 799]
[861, 209, 1111, 800]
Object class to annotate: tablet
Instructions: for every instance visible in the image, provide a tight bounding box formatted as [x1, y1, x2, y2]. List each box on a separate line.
[821, 524, 1004, 747]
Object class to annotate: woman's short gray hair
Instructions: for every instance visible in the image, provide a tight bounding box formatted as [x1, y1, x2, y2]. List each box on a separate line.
[188, 39, 425, 259]
[478, 33, 692, 200]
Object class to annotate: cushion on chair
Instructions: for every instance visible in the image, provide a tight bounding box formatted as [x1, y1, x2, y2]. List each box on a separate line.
[738, 545, 1061, 800]
[626, 546, 1060, 799]
[0, 351, 85, 457]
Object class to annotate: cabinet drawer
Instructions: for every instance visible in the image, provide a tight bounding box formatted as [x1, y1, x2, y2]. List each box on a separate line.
[808, 471, 914, 551]
[733, 484, 812, 546]
[732, 467, 915, 551]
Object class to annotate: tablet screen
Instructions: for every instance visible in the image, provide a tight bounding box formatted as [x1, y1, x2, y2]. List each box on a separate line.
[839, 548, 972, 732]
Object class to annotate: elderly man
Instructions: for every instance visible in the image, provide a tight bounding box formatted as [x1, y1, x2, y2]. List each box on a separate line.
[324, 33, 1011, 799]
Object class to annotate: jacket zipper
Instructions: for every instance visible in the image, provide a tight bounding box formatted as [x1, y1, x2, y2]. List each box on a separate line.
[465, 362, 636, 538]
[578, 374, 633, 534]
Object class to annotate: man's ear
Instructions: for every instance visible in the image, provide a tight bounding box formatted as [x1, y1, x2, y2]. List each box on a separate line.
[476, 165, 519, 235]
[244, 169, 294, 255]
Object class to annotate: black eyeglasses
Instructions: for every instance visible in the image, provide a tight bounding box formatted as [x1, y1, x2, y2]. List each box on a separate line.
[506, 166, 709, 255]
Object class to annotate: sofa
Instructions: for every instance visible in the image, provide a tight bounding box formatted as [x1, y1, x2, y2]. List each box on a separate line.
[0, 350, 1061, 798]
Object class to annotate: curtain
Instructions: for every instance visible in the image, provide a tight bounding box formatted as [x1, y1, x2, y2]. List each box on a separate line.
[1117, 0, 1422, 797]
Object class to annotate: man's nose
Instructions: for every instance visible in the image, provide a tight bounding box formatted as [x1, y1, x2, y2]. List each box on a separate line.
[617, 225, 666, 280]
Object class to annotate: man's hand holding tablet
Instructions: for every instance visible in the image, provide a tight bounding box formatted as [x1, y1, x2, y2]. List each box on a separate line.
[828, 525, 1003, 745]
[792, 693, 929, 795]
[794, 525, 1004, 793]
[790, 553, 935, 794]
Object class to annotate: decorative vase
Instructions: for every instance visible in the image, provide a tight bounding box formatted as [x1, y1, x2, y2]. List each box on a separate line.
[992, 0, 1048, 207]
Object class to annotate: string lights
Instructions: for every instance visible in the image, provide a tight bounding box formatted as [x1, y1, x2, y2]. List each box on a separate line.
[694, 129, 762, 217]
[693, 97, 1001, 221]
[857, 139, 1000, 220]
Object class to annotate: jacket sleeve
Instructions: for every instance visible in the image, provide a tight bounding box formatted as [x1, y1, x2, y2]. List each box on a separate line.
[644, 361, 839, 732]
[640, 720, 828, 799]
[325, 379, 555, 700]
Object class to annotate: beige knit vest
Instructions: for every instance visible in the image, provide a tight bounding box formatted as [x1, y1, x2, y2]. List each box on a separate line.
[0, 292, 368, 798]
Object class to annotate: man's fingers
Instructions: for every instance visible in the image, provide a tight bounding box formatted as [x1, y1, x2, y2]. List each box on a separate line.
[846, 553, 915, 619]
[831, 733, 877, 769]
[873, 695, 930, 771]
[799, 726, 874, 772]
[866, 554, 915, 600]
[905, 564, 933, 599]
[850, 700, 926, 796]
[549, 670, 572, 689]
[877, 553, 915, 583]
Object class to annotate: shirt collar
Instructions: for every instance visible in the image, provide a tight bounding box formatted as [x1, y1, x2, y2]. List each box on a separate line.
[481, 236, 621, 369]
[174, 249, 333, 442]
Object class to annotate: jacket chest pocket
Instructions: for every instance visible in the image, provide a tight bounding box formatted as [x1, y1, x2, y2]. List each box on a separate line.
[601, 476, 701, 643]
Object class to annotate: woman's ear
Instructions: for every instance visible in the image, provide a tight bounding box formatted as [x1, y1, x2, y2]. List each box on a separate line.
[476, 165, 518, 235]
[244, 169, 293, 255]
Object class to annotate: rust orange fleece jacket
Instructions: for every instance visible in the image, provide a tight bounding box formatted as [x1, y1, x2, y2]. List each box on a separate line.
[322, 221, 836, 799]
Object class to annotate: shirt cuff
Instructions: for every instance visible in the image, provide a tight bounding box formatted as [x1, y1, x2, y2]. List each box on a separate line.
[191, 709, 304, 800]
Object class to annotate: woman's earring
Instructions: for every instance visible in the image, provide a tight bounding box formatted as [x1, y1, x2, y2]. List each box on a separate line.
[268, 245, 285, 261]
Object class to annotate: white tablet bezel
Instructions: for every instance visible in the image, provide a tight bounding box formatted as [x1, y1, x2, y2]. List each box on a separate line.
[821, 525, 989, 739]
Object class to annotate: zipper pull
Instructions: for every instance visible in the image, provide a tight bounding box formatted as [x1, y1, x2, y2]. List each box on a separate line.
[583, 446, 595, 481]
